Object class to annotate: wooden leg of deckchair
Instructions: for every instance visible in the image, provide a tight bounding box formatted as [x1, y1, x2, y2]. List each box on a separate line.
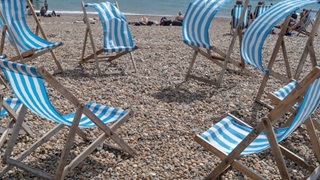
[54, 105, 83, 180]
[262, 118, 290, 179]
[0, 120, 15, 147]
[64, 111, 133, 175]
[205, 123, 265, 179]
[129, 52, 137, 73]
[305, 118, 320, 162]
[185, 49, 199, 81]
[281, 41, 292, 79]
[82, 107, 135, 156]
[0, 124, 64, 179]
[80, 28, 89, 63]
[49, 50, 64, 74]
[2, 106, 28, 163]
[76, 128, 89, 141]
[295, 12, 320, 79]
[280, 145, 315, 172]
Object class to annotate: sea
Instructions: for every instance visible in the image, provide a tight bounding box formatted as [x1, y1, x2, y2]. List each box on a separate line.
[32, 0, 319, 18]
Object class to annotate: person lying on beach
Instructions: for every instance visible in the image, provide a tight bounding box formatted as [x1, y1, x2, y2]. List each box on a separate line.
[159, 17, 172, 26]
[129, 16, 158, 26]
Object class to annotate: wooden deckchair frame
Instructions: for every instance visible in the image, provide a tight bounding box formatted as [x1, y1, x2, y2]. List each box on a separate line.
[255, 11, 320, 111]
[80, 1, 137, 76]
[185, 0, 255, 87]
[0, 95, 32, 147]
[0, 0, 63, 74]
[0, 66, 135, 179]
[195, 66, 320, 179]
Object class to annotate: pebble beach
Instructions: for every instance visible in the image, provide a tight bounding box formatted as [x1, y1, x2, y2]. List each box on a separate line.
[0, 14, 319, 179]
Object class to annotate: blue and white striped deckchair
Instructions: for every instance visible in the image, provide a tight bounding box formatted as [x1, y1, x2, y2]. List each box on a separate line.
[0, 0, 63, 73]
[195, 66, 320, 179]
[182, 0, 254, 87]
[294, 9, 319, 36]
[231, 5, 251, 30]
[0, 59, 135, 179]
[254, 5, 271, 18]
[241, 0, 320, 106]
[80, 1, 137, 76]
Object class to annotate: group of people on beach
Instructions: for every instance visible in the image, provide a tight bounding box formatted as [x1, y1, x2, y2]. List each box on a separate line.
[25, 0, 59, 17]
[231, 0, 311, 36]
[129, 11, 184, 26]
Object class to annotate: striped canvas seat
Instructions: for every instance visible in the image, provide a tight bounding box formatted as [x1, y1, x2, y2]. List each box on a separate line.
[80, 1, 137, 75]
[241, 0, 319, 73]
[0, 60, 127, 128]
[84, 2, 135, 53]
[254, 5, 271, 18]
[0, 98, 21, 118]
[0, 59, 135, 179]
[232, 5, 251, 29]
[182, 0, 231, 49]
[0, 0, 63, 72]
[272, 81, 298, 100]
[195, 66, 320, 179]
[0, 0, 61, 52]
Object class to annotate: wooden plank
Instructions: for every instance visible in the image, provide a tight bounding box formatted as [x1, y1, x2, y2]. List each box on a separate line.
[82, 107, 135, 156]
[262, 118, 290, 179]
[6, 158, 53, 180]
[81, 1, 101, 75]
[185, 48, 199, 81]
[307, 165, 320, 180]
[54, 105, 83, 180]
[304, 118, 320, 162]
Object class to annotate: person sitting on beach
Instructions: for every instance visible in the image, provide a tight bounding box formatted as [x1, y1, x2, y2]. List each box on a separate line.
[288, 9, 310, 31]
[172, 12, 184, 26]
[160, 17, 172, 26]
[24, 5, 32, 16]
[40, 6, 51, 17]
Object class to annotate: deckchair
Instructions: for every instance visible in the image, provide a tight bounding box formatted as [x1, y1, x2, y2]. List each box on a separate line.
[0, 96, 32, 147]
[241, 0, 320, 109]
[292, 9, 319, 36]
[80, 1, 137, 76]
[0, 0, 63, 73]
[182, 0, 254, 87]
[195, 65, 320, 179]
[253, 5, 271, 19]
[0, 59, 135, 179]
[230, 4, 252, 34]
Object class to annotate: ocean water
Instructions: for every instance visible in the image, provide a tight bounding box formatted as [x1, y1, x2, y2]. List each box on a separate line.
[32, 0, 319, 18]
